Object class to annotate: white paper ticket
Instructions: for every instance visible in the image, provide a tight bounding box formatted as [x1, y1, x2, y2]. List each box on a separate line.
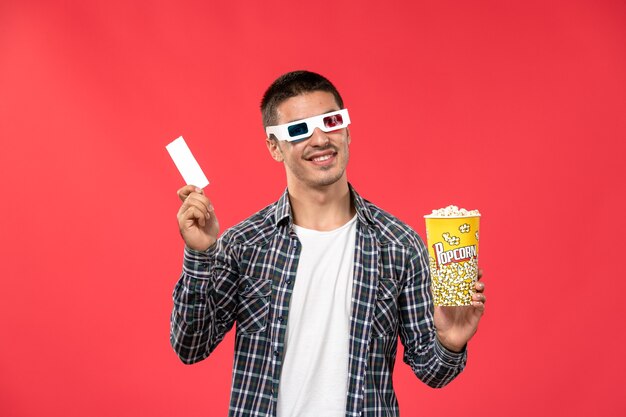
[165, 136, 210, 189]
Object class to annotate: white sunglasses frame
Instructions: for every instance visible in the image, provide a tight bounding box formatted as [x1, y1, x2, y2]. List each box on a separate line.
[265, 109, 351, 142]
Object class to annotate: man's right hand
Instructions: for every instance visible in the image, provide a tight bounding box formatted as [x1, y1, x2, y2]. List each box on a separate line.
[176, 185, 220, 251]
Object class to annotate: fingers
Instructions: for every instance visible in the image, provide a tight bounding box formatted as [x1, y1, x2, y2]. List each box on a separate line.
[180, 189, 211, 215]
[182, 206, 206, 228]
[177, 187, 214, 229]
[472, 281, 486, 308]
[177, 185, 204, 202]
[185, 194, 211, 219]
[477, 268, 483, 280]
[472, 291, 486, 303]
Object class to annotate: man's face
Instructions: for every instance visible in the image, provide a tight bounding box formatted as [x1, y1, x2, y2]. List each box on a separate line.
[266, 91, 350, 190]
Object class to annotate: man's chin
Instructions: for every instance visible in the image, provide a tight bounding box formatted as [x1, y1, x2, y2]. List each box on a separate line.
[309, 171, 346, 188]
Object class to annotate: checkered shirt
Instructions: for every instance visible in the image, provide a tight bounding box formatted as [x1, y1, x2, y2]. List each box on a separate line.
[170, 185, 467, 417]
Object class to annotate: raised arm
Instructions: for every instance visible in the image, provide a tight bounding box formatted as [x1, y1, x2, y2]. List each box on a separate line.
[170, 185, 238, 364]
[398, 244, 467, 388]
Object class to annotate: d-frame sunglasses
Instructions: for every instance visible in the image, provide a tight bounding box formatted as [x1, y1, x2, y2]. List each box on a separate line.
[265, 109, 351, 142]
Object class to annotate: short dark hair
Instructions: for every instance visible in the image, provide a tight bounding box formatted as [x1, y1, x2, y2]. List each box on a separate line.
[260, 70, 344, 128]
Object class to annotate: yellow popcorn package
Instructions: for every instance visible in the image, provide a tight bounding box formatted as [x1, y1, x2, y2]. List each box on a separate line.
[424, 206, 481, 306]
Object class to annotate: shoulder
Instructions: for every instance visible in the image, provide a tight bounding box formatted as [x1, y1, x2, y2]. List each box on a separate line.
[361, 197, 425, 249]
[220, 202, 279, 246]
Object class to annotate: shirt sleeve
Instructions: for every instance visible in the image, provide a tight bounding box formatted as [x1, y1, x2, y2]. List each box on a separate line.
[170, 235, 239, 364]
[397, 242, 467, 387]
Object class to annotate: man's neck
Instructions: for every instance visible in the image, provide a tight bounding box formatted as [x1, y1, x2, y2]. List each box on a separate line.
[287, 179, 355, 231]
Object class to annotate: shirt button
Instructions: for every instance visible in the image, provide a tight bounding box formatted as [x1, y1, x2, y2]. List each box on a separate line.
[286, 279, 291, 285]
[273, 350, 279, 357]
[277, 316, 284, 323]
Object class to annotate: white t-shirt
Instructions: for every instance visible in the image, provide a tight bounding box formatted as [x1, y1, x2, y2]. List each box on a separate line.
[276, 215, 358, 417]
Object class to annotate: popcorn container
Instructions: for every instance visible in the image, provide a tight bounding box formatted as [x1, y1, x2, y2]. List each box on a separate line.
[424, 211, 480, 306]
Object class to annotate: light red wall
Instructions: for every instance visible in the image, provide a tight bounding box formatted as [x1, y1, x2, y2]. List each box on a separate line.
[1, 1, 625, 416]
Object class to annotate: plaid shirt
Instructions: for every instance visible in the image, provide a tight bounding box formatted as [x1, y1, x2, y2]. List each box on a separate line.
[170, 185, 466, 417]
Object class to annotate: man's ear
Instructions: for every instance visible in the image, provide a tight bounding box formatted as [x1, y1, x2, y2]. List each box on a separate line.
[346, 128, 351, 145]
[266, 137, 284, 162]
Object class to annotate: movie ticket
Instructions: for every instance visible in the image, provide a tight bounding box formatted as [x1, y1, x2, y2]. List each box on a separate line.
[165, 136, 209, 189]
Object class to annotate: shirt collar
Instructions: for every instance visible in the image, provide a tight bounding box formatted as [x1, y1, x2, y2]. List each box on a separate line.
[273, 183, 375, 227]
[349, 183, 376, 226]
[274, 188, 292, 226]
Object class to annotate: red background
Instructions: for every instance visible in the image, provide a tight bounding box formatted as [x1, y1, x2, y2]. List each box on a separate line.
[1, 1, 625, 416]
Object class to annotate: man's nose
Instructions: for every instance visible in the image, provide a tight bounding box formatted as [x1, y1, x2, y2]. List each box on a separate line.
[308, 127, 329, 146]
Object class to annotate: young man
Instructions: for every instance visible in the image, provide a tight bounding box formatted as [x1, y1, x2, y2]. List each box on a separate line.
[170, 71, 486, 417]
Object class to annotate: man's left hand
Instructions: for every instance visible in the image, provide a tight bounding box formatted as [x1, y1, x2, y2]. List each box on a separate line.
[434, 270, 486, 353]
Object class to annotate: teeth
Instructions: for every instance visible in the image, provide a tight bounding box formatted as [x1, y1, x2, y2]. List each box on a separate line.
[312, 154, 332, 162]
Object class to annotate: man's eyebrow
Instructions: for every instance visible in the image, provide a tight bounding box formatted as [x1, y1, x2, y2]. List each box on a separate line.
[283, 108, 340, 125]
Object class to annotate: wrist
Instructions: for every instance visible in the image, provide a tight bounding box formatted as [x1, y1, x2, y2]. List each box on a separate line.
[182, 234, 216, 252]
[184, 238, 218, 256]
[436, 333, 466, 353]
[185, 243, 212, 252]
